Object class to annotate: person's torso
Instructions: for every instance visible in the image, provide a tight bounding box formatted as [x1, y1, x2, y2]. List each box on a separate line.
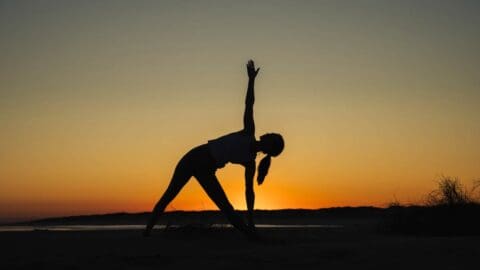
[207, 130, 256, 168]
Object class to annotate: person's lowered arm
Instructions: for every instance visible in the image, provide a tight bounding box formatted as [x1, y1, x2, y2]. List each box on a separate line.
[244, 161, 256, 230]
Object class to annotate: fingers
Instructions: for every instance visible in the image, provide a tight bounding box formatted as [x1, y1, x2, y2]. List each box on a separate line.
[246, 60, 260, 77]
[247, 59, 255, 69]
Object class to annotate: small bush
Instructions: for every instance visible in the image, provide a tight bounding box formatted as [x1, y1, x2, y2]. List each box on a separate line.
[383, 176, 480, 235]
[426, 176, 478, 206]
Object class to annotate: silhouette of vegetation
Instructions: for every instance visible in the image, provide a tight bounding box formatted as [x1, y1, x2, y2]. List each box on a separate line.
[384, 176, 480, 235]
[426, 176, 479, 206]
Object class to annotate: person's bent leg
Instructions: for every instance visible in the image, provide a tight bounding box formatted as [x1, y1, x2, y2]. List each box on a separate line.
[195, 173, 254, 237]
[144, 162, 192, 236]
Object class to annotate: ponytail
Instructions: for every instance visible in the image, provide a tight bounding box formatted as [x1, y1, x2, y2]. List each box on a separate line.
[257, 155, 271, 185]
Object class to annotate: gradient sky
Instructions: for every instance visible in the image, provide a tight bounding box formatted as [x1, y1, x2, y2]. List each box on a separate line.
[1, 0, 479, 222]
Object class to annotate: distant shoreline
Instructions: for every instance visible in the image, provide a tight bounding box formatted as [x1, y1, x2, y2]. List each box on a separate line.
[2, 206, 385, 226]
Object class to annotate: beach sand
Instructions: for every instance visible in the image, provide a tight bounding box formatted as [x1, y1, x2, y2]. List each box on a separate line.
[1, 226, 478, 270]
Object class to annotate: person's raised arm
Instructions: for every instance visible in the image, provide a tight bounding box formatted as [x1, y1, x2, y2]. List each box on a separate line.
[244, 60, 260, 135]
[244, 161, 256, 230]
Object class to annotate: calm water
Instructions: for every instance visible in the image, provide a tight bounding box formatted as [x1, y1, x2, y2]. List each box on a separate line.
[0, 224, 343, 232]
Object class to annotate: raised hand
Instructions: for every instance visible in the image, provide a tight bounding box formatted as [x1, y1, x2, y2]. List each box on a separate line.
[246, 59, 260, 80]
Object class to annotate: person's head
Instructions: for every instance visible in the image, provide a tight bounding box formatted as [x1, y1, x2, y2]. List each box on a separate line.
[257, 133, 284, 185]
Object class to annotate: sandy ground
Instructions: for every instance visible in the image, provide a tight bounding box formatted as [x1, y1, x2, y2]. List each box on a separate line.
[1, 227, 478, 270]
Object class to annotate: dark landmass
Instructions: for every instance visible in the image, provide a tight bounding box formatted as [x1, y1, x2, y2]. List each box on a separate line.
[1, 226, 478, 270]
[4, 205, 480, 236]
[2, 206, 479, 269]
[6, 207, 384, 227]
[384, 203, 480, 235]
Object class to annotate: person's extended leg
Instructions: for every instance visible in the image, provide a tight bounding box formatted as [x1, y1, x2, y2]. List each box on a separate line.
[195, 173, 254, 237]
[144, 162, 192, 236]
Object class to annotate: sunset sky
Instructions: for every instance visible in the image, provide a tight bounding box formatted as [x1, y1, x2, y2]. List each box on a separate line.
[1, 0, 479, 222]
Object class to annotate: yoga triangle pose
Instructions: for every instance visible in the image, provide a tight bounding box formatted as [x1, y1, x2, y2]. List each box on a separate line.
[144, 60, 284, 238]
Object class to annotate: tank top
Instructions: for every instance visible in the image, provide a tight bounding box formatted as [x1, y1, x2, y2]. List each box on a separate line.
[207, 130, 257, 168]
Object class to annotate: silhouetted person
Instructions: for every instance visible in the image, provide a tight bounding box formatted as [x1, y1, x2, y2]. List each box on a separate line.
[144, 60, 284, 238]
